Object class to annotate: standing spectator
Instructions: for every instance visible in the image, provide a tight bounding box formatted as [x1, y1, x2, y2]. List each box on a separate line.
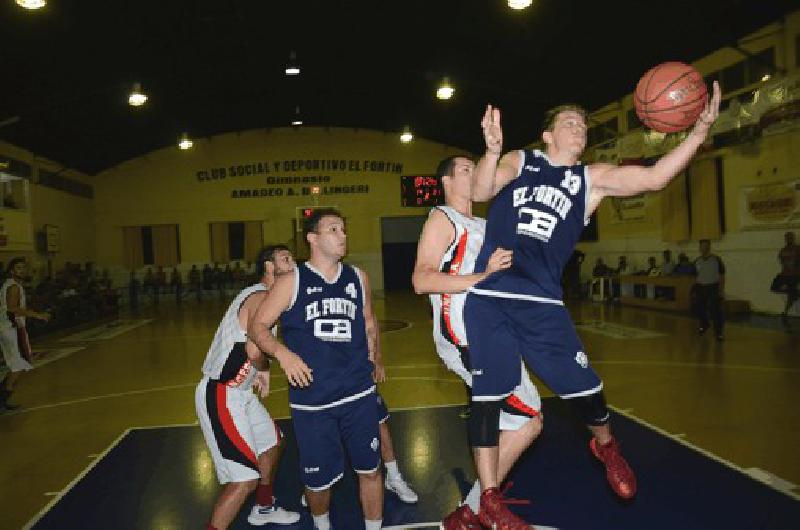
[661, 250, 675, 275]
[611, 255, 629, 300]
[563, 250, 585, 299]
[213, 263, 224, 299]
[772, 231, 799, 323]
[156, 266, 167, 295]
[143, 268, 154, 298]
[188, 264, 202, 301]
[170, 267, 183, 304]
[694, 239, 725, 340]
[232, 261, 245, 289]
[0, 258, 50, 410]
[202, 263, 213, 291]
[224, 264, 234, 292]
[128, 271, 140, 310]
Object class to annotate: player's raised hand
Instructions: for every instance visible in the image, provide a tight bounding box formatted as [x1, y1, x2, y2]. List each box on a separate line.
[276, 349, 313, 387]
[692, 81, 721, 139]
[486, 247, 513, 274]
[482, 104, 503, 155]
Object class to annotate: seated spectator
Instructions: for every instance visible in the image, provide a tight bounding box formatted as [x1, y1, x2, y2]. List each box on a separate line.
[647, 256, 661, 277]
[593, 258, 611, 277]
[674, 254, 696, 275]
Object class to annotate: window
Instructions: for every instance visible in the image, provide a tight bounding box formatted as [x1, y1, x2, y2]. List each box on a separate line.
[745, 48, 774, 84]
[796, 34, 800, 67]
[141, 227, 154, 265]
[228, 222, 245, 260]
[587, 117, 618, 147]
[123, 225, 180, 269]
[626, 108, 640, 131]
[721, 61, 745, 92]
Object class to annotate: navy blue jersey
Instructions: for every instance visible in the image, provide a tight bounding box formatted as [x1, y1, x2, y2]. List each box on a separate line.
[474, 149, 590, 301]
[280, 262, 373, 408]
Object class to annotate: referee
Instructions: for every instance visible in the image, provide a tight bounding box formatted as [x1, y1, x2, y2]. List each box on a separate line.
[694, 239, 725, 340]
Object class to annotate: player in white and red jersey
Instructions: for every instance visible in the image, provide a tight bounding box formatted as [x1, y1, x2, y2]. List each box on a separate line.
[413, 156, 543, 529]
[196, 245, 299, 530]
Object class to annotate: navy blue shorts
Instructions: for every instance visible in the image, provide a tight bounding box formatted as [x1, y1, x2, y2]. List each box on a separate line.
[464, 292, 602, 400]
[291, 391, 381, 490]
[376, 391, 389, 423]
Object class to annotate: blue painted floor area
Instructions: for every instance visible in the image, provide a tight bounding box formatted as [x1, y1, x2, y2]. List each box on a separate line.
[33, 401, 799, 530]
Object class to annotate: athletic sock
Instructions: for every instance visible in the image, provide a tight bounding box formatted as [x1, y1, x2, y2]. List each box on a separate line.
[255, 483, 273, 507]
[312, 512, 331, 530]
[385, 459, 400, 481]
[464, 479, 481, 514]
[365, 519, 383, 530]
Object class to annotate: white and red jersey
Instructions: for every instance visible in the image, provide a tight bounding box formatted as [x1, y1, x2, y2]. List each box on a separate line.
[0, 278, 26, 329]
[201, 283, 267, 390]
[428, 206, 486, 384]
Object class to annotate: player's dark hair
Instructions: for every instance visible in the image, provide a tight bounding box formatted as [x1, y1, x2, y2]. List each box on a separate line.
[6, 257, 25, 274]
[699, 238, 711, 245]
[255, 245, 290, 278]
[436, 156, 459, 180]
[303, 208, 343, 239]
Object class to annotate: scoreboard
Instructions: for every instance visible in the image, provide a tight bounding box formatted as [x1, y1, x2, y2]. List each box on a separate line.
[400, 175, 444, 207]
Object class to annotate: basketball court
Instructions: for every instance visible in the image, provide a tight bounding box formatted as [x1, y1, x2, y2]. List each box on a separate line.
[3, 293, 799, 529]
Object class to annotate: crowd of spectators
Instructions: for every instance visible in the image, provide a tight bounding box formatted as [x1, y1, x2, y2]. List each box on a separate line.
[0, 261, 120, 338]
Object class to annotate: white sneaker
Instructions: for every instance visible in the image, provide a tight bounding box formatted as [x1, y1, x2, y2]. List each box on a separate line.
[385, 475, 418, 503]
[247, 504, 301, 526]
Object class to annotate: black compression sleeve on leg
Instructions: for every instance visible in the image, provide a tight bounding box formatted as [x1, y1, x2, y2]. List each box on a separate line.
[570, 390, 610, 426]
[468, 400, 501, 447]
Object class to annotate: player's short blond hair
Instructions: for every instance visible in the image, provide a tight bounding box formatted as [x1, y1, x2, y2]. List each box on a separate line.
[542, 104, 588, 132]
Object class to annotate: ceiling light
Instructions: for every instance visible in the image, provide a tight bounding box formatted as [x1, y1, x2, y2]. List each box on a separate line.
[178, 133, 193, 150]
[508, 0, 533, 9]
[16, 0, 46, 9]
[128, 82, 147, 107]
[291, 106, 303, 126]
[436, 77, 455, 100]
[761, 74, 771, 82]
[400, 125, 413, 143]
[285, 51, 300, 76]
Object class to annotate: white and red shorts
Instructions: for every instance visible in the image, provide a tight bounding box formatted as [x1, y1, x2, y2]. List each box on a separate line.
[195, 377, 282, 484]
[0, 325, 33, 373]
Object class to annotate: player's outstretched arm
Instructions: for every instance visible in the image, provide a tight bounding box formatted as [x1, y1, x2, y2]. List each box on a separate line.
[472, 105, 523, 202]
[247, 273, 313, 387]
[412, 209, 512, 294]
[588, 81, 721, 209]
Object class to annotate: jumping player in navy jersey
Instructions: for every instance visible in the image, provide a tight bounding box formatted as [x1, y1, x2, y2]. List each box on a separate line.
[195, 245, 300, 530]
[413, 156, 543, 529]
[464, 83, 721, 528]
[248, 209, 383, 530]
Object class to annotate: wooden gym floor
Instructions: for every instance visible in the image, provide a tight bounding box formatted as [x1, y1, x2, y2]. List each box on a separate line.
[1, 291, 798, 528]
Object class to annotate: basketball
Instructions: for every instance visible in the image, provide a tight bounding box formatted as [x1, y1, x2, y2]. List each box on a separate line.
[634, 62, 708, 133]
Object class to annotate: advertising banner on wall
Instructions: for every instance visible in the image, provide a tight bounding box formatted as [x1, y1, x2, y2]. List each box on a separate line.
[609, 194, 648, 224]
[739, 179, 800, 230]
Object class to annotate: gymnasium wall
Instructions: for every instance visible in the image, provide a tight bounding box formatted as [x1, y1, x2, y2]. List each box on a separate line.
[576, 10, 800, 314]
[93, 127, 469, 292]
[0, 140, 96, 277]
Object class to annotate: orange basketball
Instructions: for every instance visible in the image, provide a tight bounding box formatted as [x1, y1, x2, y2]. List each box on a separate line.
[634, 62, 707, 133]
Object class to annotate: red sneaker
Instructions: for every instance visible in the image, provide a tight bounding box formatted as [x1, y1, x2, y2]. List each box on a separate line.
[478, 487, 530, 530]
[590, 436, 637, 499]
[439, 504, 481, 530]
